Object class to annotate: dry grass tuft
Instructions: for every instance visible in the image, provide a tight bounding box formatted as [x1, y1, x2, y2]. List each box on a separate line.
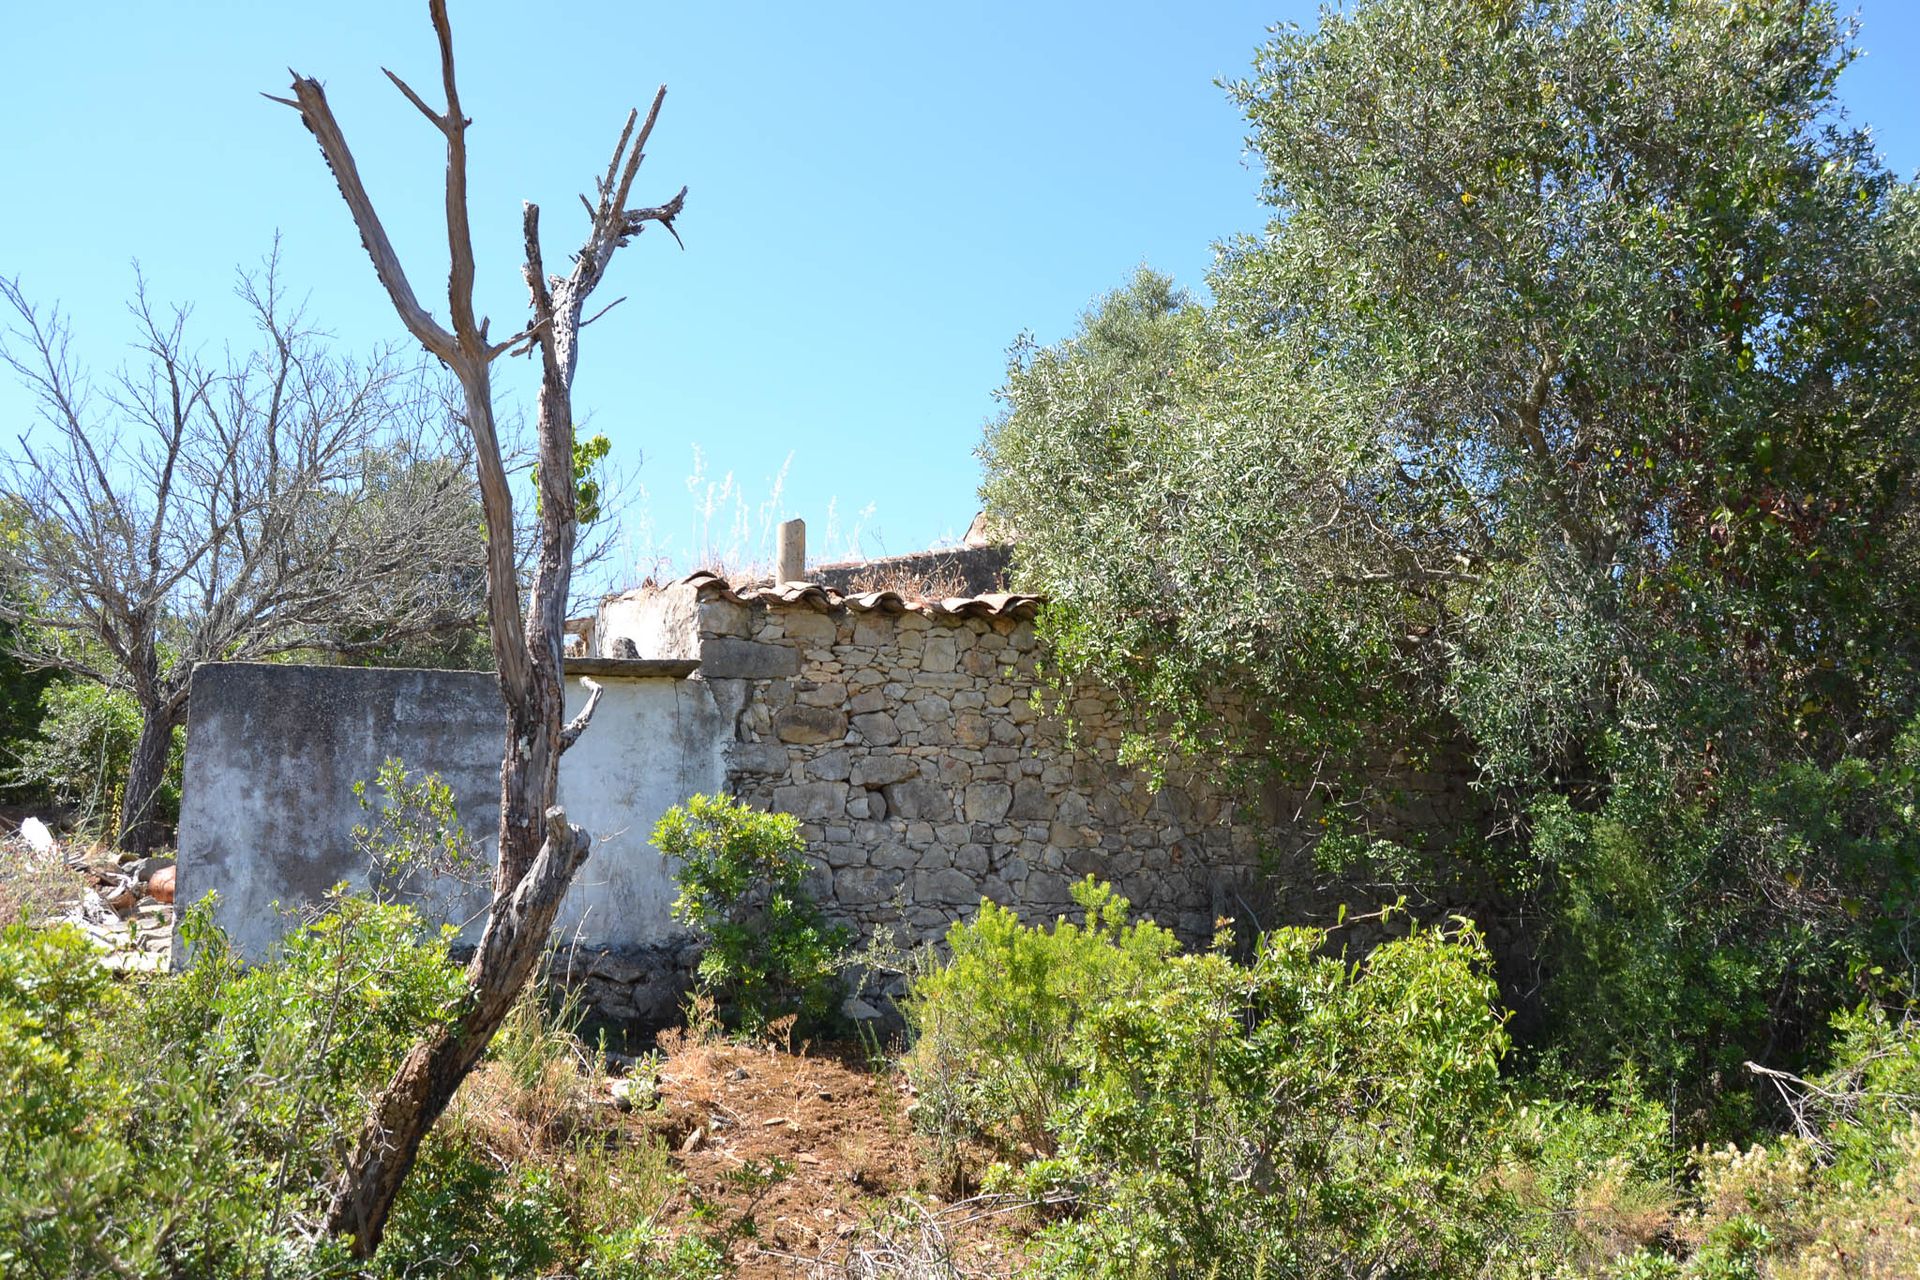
[843, 561, 972, 602]
[0, 821, 88, 925]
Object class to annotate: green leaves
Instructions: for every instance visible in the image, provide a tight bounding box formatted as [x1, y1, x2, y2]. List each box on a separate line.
[981, 0, 1920, 1111]
[904, 885, 1511, 1278]
[531, 431, 614, 525]
[651, 793, 849, 1032]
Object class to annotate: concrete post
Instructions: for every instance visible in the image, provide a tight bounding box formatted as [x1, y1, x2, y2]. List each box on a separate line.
[776, 518, 806, 585]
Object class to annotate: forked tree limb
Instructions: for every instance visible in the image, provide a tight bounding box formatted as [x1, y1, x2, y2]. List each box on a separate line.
[278, 0, 686, 1258]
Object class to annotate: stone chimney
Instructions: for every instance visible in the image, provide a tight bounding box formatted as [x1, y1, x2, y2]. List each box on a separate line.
[776, 518, 806, 585]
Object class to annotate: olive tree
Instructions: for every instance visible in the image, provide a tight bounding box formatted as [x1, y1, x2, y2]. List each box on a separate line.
[982, 0, 1920, 1103]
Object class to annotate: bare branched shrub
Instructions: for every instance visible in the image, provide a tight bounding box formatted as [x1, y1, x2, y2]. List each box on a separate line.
[807, 1197, 1005, 1280]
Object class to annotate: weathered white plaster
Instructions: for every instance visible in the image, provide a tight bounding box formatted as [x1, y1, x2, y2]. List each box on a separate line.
[176, 663, 727, 962]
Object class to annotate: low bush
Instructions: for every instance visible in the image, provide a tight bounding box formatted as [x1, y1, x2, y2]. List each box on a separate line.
[904, 876, 1179, 1160]
[0, 896, 726, 1279]
[0, 895, 467, 1277]
[904, 888, 1513, 1277]
[653, 792, 851, 1033]
[904, 880, 1920, 1279]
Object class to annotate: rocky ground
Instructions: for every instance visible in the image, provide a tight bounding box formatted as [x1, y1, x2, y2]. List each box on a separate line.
[0, 811, 174, 969]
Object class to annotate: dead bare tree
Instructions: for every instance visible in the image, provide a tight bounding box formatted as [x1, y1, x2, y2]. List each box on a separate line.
[273, 0, 686, 1253]
[0, 255, 485, 851]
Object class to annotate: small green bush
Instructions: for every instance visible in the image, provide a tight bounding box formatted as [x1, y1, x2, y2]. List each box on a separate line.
[904, 888, 1516, 1278]
[652, 792, 850, 1032]
[904, 876, 1179, 1156]
[0, 894, 468, 1277]
[353, 755, 486, 915]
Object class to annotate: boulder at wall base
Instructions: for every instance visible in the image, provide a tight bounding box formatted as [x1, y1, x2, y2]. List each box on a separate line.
[148, 865, 176, 905]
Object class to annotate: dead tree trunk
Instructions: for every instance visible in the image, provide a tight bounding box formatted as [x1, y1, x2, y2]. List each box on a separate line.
[275, 0, 685, 1254]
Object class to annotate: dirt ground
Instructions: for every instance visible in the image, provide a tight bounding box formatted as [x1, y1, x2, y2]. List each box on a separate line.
[632, 1032, 1032, 1278]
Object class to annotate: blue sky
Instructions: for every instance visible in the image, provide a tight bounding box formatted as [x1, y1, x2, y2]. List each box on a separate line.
[3, 2, 1915, 585]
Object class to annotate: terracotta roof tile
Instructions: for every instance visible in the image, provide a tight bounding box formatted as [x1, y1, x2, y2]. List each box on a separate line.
[673, 570, 1042, 620]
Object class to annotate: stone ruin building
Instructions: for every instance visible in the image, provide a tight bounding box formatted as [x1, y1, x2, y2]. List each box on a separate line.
[177, 518, 1486, 1024]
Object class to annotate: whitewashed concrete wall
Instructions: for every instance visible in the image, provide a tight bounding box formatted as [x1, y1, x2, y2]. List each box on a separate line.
[176, 662, 727, 966]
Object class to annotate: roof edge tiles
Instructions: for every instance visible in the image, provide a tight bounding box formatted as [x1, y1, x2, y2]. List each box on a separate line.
[669, 570, 1043, 621]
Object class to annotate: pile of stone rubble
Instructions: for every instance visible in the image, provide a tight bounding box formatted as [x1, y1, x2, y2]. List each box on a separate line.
[18, 816, 175, 972]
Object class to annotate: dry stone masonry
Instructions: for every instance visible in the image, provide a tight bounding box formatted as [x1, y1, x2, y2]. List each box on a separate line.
[177, 552, 1494, 1028]
[597, 572, 1485, 952]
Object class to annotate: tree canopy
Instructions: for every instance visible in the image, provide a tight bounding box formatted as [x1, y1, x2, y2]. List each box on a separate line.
[982, 0, 1920, 1116]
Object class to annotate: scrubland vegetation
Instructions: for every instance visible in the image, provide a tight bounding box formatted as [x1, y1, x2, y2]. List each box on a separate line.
[6, 0, 1920, 1274]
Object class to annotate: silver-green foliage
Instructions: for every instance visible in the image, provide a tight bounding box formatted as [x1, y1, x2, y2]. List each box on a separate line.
[980, 0, 1920, 1109]
[904, 884, 1513, 1278]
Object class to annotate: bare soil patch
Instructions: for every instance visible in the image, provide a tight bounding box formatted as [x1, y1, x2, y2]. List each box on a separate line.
[634, 1033, 1031, 1278]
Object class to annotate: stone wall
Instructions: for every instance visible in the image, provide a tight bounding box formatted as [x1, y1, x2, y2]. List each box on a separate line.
[177, 581, 1498, 1029]
[597, 576, 1487, 953]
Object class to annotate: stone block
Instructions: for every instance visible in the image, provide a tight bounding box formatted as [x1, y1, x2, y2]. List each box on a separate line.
[850, 754, 915, 789]
[920, 634, 958, 673]
[784, 611, 838, 644]
[834, 865, 906, 906]
[960, 648, 998, 678]
[884, 780, 951, 821]
[772, 782, 848, 820]
[774, 705, 847, 744]
[871, 843, 919, 871]
[797, 680, 849, 707]
[849, 688, 888, 714]
[954, 712, 990, 747]
[808, 749, 851, 782]
[701, 637, 800, 678]
[727, 742, 790, 775]
[697, 600, 752, 637]
[851, 711, 902, 746]
[1007, 780, 1053, 821]
[914, 867, 981, 906]
[964, 781, 1013, 824]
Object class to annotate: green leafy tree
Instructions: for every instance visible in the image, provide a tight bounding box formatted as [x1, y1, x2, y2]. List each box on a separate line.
[0, 510, 61, 798]
[982, 0, 1920, 1115]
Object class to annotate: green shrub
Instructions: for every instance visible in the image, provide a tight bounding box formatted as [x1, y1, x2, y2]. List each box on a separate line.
[0, 894, 469, 1278]
[1037, 922, 1514, 1279]
[904, 876, 1179, 1157]
[904, 888, 1517, 1278]
[6, 681, 184, 833]
[652, 792, 850, 1032]
[352, 756, 487, 917]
